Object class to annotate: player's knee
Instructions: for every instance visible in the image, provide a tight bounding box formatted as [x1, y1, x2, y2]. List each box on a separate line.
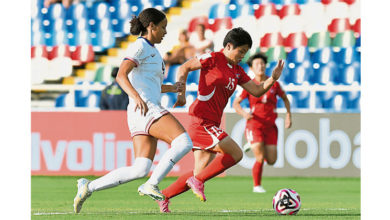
[170, 132, 193, 163]
[266, 157, 277, 165]
[133, 157, 152, 178]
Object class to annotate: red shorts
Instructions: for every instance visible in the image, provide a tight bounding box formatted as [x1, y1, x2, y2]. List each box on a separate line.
[187, 116, 229, 151]
[245, 124, 278, 145]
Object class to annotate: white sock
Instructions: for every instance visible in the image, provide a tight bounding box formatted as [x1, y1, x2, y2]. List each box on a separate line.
[88, 157, 152, 192]
[146, 132, 193, 185]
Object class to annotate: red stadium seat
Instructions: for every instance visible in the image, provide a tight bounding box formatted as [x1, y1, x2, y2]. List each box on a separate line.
[188, 16, 210, 33]
[209, 17, 233, 33]
[328, 18, 351, 37]
[48, 44, 71, 60]
[278, 4, 301, 19]
[31, 45, 49, 59]
[254, 3, 277, 19]
[321, 0, 341, 4]
[341, 0, 356, 5]
[71, 44, 94, 65]
[284, 32, 308, 52]
[352, 18, 361, 38]
[260, 32, 284, 52]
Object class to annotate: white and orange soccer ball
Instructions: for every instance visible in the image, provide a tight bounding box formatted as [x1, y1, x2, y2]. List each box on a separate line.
[272, 188, 301, 215]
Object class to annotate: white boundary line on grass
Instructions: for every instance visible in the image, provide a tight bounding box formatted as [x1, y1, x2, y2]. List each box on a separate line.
[32, 208, 358, 215]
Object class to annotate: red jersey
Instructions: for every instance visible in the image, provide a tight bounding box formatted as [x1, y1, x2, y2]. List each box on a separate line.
[189, 51, 251, 125]
[240, 79, 285, 127]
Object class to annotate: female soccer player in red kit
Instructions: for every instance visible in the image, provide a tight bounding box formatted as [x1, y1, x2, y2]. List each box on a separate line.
[233, 53, 292, 193]
[156, 27, 285, 212]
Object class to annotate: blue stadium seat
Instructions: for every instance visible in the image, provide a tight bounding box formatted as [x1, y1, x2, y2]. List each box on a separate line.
[311, 63, 339, 85]
[31, 18, 45, 33]
[152, 0, 178, 10]
[91, 30, 116, 52]
[90, 18, 113, 33]
[31, 30, 45, 46]
[76, 92, 102, 108]
[355, 36, 361, 48]
[128, 0, 144, 16]
[69, 30, 92, 46]
[45, 30, 68, 46]
[266, 61, 290, 84]
[31, 2, 44, 20]
[345, 91, 360, 111]
[287, 63, 313, 85]
[311, 47, 335, 65]
[209, 3, 229, 19]
[296, 0, 321, 4]
[334, 47, 360, 65]
[113, 18, 131, 37]
[55, 93, 74, 107]
[111, 1, 133, 20]
[46, 3, 66, 20]
[186, 91, 198, 106]
[187, 69, 200, 85]
[67, 18, 89, 33]
[286, 47, 311, 64]
[288, 91, 310, 109]
[161, 93, 176, 108]
[338, 62, 360, 85]
[240, 63, 250, 75]
[315, 91, 333, 109]
[49, 18, 67, 32]
[164, 65, 180, 84]
[66, 3, 88, 20]
[89, 1, 111, 19]
[75, 81, 103, 107]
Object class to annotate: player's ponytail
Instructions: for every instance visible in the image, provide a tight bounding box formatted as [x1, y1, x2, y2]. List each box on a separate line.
[129, 8, 166, 36]
[130, 16, 146, 35]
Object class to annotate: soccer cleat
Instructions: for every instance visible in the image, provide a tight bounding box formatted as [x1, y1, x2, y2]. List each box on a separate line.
[186, 176, 206, 202]
[138, 183, 165, 201]
[157, 199, 171, 213]
[253, 185, 266, 193]
[73, 178, 92, 213]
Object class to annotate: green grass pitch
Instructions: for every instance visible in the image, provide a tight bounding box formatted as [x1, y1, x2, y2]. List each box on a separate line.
[31, 176, 360, 219]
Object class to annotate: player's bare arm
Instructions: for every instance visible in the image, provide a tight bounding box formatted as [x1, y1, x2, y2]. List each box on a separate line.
[116, 59, 149, 116]
[233, 96, 253, 120]
[161, 82, 185, 93]
[241, 60, 285, 97]
[173, 57, 202, 108]
[281, 93, 292, 128]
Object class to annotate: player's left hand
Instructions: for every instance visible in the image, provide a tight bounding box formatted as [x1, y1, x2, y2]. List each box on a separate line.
[271, 60, 285, 81]
[173, 82, 185, 93]
[285, 113, 292, 129]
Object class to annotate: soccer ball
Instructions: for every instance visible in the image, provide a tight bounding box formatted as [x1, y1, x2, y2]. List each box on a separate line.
[272, 188, 301, 215]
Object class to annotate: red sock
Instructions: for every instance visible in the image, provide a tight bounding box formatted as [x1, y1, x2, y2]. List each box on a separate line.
[195, 153, 237, 183]
[162, 171, 193, 199]
[252, 161, 264, 186]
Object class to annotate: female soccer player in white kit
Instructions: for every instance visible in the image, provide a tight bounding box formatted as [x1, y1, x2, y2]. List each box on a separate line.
[73, 8, 193, 213]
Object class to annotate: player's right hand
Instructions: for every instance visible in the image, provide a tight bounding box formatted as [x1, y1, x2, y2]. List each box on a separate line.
[271, 59, 285, 81]
[173, 94, 186, 108]
[134, 96, 149, 116]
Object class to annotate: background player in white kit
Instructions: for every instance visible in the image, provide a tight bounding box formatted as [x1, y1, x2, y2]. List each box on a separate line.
[73, 8, 193, 213]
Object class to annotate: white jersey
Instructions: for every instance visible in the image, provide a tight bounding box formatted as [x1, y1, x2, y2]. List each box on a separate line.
[124, 37, 165, 105]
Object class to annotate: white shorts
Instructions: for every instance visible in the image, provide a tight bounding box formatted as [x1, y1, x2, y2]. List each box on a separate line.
[127, 101, 169, 137]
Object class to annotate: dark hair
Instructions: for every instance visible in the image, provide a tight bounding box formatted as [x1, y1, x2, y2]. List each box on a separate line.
[223, 27, 252, 49]
[247, 53, 268, 67]
[130, 8, 166, 35]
